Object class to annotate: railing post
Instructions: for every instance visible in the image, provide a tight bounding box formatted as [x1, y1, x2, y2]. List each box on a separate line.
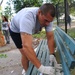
[64, 0, 68, 33]
[56, 4, 59, 26]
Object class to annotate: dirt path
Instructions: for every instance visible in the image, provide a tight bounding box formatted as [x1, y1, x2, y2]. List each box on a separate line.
[0, 49, 22, 75]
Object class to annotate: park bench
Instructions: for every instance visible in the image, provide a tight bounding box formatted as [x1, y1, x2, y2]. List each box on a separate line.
[54, 26, 75, 75]
[26, 39, 51, 75]
[25, 37, 62, 75]
[25, 26, 75, 75]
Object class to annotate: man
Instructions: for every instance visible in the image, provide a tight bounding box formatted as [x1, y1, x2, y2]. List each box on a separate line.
[67, 15, 71, 28]
[9, 3, 56, 75]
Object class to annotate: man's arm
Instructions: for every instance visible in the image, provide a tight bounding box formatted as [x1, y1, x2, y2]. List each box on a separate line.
[46, 31, 55, 54]
[21, 32, 55, 74]
[21, 32, 41, 68]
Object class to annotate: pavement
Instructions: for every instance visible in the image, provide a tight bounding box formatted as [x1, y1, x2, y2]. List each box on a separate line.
[0, 37, 23, 75]
[0, 37, 16, 53]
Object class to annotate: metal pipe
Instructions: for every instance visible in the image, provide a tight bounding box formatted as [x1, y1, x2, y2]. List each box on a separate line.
[64, 0, 68, 33]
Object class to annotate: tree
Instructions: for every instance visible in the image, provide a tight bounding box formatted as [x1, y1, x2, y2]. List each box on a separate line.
[1, 0, 14, 21]
[0, 0, 3, 31]
[0, 0, 3, 6]
[4, 1, 12, 21]
[12, 0, 43, 13]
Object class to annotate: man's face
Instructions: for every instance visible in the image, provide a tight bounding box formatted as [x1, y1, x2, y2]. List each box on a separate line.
[38, 10, 54, 27]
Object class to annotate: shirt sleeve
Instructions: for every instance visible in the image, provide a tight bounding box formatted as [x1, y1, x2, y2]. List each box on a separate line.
[20, 12, 35, 34]
[45, 22, 53, 32]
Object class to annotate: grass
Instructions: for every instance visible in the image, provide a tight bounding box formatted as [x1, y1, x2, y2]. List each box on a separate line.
[0, 54, 7, 58]
[32, 30, 46, 39]
[67, 28, 75, 39]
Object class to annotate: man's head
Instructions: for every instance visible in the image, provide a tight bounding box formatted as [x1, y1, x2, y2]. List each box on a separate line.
[37, 3, 55, 26]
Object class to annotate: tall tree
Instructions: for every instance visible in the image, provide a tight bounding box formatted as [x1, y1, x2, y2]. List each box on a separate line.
[2, 0, 13, 21]
[0, 0, 3, 30]
[12, 0, 43, 13]
[0, 0, 3, 6]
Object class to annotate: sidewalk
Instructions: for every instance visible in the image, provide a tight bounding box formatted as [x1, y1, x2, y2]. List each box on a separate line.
[0, 36, 16, 53]
[0, 37, 23, 75]
[0, 49, 23, 75]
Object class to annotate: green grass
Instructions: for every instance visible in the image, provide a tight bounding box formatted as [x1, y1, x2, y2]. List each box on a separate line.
[32, 30, 46, 39]
[67, 28, 75, 39]
[0, 54, 7, 58]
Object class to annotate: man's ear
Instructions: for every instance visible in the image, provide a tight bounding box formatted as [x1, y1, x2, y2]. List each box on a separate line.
[38, 10, 42, 15]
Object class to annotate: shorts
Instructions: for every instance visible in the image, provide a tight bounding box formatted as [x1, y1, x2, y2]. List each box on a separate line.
[9, 28, 22, 49]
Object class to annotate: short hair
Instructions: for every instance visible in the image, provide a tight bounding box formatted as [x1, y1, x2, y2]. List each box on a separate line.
[39, 3, 55, 17]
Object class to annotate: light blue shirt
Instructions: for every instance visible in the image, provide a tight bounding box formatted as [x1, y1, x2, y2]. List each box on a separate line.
[10, 7, 53, 34]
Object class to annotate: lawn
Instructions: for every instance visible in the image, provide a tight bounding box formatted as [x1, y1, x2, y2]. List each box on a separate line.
[67, 28, 75, 40]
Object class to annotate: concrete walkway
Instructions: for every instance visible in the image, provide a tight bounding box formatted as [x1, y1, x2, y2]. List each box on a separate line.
[0, 37, 23, 75]
[0, 37, 16, 53]
[0, 49, 22, 75]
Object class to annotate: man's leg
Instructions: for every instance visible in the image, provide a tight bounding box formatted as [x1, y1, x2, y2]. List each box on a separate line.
[19, 48, 29, 71]
[6, 30, 10, 44]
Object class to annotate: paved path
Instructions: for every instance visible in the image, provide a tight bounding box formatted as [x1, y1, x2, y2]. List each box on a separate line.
[0, 37, 16, 52]
[0, 37, 23, 75]
[0, 49, 22, 75]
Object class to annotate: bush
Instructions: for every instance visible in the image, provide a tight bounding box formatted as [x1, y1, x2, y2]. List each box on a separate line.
[32, 30, 46, 39]
[67, 28, 75, 39]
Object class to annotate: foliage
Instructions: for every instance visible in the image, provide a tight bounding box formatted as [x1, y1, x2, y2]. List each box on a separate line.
[51, 0, 75, 5]
[32, 30, 46, 39]
[51, 0, 75, 15]
[0, 54, 7, 58]
[51, 0, 63, 5]
[12, 0, 43, 13]
[3, 0, 13, 20]
[4, 6, 12, 18]
[67, 28, 75, 39]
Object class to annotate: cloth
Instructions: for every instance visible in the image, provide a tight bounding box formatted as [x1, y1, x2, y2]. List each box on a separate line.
[2, 22, 9, 30]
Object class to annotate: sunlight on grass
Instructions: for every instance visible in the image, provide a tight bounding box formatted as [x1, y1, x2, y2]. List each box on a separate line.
[32, 30, 46, 39]
[0, 54, 7, 58]
[67, 28, 75, 39]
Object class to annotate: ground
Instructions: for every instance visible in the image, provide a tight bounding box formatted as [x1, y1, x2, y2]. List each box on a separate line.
[0, 37, 39, 75]
[0, 37, 22, 75]
[0, 49, 22, 75]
